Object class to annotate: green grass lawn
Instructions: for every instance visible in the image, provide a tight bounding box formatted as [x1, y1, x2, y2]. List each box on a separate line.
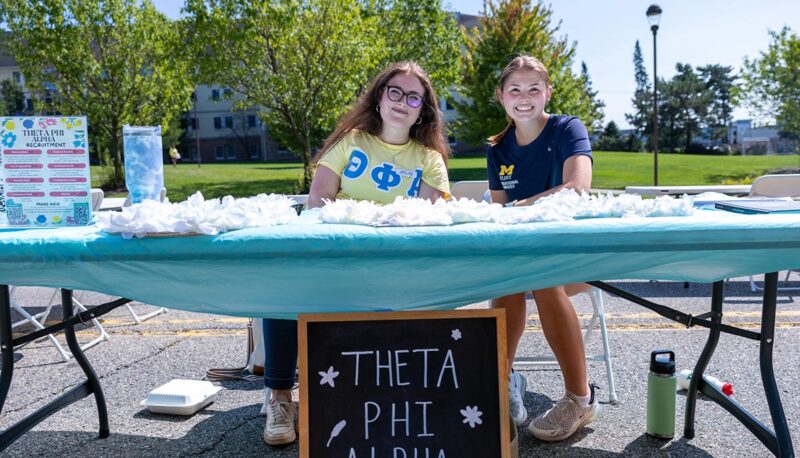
[91, 152, 799, 202]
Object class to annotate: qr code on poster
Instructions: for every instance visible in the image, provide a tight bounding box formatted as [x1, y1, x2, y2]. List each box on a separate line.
[72, 202, 90, 225]
[0, 184, 6, 216]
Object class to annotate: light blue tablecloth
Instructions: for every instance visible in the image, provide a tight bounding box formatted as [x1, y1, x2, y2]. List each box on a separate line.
[2, 209, 799, 318]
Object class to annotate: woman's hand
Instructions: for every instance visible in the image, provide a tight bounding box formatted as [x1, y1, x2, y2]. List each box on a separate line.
[418, 182, 446, 202]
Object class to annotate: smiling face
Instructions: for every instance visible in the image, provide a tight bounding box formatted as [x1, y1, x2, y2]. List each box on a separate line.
[497, 69, 552, 124]
[378, 72, 426, 133]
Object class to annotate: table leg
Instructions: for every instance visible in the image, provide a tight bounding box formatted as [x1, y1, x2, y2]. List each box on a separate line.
[760, 273, 794, 457]
[60, 289, 110, 438]
[0, 286, 14, 414]
[684, 280, 724, 439]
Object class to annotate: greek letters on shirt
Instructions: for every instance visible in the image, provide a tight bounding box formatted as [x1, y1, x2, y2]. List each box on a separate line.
[343, 149, 423, 197]
[497, 163, 519, 190]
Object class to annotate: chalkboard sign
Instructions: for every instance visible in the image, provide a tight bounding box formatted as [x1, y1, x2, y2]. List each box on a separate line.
[298, 309, 510, 458]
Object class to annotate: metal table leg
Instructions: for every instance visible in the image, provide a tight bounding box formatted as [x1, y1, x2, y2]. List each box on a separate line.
[0, 286, 14, 414]
[0, 287, 130, 451]
[684, 280, 724, 438]
[60, 289, 110, 438]
[760, 273, 794, 457]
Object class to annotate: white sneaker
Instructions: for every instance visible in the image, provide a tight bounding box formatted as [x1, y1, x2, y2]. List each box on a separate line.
[263, 399, 297, 445]
[509, 371, 528, 425]
[528, 384, 601, 442]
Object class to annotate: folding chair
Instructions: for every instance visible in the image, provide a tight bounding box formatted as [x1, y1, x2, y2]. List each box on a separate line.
[450, 181, 618, 403]
[8, 188, 110, 361]
[513, 287, 618, 404]
[121, 187, 169, 323]
[746, 174, 800, 292]
[451, 180, 491, 202]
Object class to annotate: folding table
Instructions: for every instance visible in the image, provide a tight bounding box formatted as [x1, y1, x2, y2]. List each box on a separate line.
[1, 209, 798, 456]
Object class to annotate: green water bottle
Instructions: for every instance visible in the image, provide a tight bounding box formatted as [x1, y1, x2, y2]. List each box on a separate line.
[646, 350, 676, 439]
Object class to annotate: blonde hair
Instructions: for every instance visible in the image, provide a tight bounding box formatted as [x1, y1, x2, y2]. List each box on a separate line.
[488, 55, 552, 146]
[316, 61, 450, 164]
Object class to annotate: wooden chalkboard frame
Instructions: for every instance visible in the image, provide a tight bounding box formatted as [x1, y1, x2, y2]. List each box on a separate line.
[298, 309, 509, 458]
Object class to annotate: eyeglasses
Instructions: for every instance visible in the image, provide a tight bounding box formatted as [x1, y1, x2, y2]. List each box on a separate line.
[384, 85, 425, 109]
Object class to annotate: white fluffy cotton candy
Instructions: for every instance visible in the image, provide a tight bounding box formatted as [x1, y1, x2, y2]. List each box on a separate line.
[319, 196, 502, 226]
[496, 189, 695, 223]
[96, 192, 299, 238]
[319, 189, 694, 227]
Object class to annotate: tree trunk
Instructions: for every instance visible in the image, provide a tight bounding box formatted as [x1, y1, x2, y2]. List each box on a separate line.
[301, 147, 313, 194]
[111, 123, 124, 189]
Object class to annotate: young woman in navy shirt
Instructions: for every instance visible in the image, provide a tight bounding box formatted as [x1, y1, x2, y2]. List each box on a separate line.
[487, 55, 598, 442]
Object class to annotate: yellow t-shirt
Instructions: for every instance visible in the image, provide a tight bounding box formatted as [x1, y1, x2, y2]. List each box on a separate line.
[317, 131, 450, 203]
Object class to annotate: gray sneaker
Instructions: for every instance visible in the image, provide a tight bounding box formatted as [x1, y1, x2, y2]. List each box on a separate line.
[263, 399, 297, 445]
[509, 371, 528, 425]
[528, 383, 601, 441]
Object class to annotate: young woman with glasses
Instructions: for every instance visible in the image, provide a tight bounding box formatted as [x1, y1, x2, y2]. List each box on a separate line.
[262, 61, 451, 446]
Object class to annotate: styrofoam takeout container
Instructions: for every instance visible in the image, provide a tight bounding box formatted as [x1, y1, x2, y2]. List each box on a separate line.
[140, 379, 222, 415]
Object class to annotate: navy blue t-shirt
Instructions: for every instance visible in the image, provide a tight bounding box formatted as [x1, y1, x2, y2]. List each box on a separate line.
[486, 115, 592, 202]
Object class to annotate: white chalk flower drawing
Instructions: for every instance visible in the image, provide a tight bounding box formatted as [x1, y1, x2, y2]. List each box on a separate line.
[460, 405, 483, 428]
[451, 329, 462, 341]
[318, 366, 340, 387]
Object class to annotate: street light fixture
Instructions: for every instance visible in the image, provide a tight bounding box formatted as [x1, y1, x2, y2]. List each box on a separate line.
[647, 4, 662, 186]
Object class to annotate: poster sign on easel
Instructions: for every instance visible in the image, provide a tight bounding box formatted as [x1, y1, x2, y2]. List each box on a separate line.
[0, 116, 91, 226]
[299, 309, 511, 458]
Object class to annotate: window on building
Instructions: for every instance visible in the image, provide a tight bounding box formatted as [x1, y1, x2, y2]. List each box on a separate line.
[214, 117, 222, 129]
[224, 88, 233, 97]
[226, 145, 236, 160]
[212, 89, 220, 101]
[190, 118, 198, 130]
[12, 72, 21, 84]
[25, 99, 34, 111]
[443, 98, 453, 111]
[249, 143, 261, 160]
[190, 147, 198, 161]
[448, 135, 457, 147]
[277, 144, 290, 155]
[214, 146, 225, 160]
[248, 115, 257, 128]
[224, 116, 233, 129]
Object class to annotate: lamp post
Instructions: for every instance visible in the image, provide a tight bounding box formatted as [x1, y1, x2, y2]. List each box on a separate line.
[647, 4, 662, 186]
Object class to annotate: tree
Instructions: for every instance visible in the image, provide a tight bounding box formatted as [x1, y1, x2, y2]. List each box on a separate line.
[697, 64, 738, 142]
[580, 61, 605, 133]
[1, 0, 196, 188]
[594, 120, 627, 151]
[368, 0, 462, 96]
[186, 0, 461, 192]
[455, 0, 603, 146]
[625, 40, 651, 148]
[740, 27, 800, 139]
[658, 64, 710, 151]
[0, 79, 26, 116]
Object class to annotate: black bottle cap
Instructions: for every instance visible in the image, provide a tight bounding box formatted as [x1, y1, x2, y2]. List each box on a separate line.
[650, 350, 675, 375]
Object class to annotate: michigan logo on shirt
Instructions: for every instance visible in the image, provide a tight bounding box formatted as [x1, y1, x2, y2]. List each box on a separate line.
[499, 164, 514, 178]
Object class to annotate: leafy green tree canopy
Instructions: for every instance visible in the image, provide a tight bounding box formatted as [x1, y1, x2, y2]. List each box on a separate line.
[1, 0, 196, 188]
[0, 79, 26, 116]
[186, 0, 461, 192]
[454, 0, 603, 146]
[740, 27, 800, 139]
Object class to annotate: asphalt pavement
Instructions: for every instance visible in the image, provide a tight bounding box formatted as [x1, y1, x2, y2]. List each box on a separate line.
[2, 275, 799, 457]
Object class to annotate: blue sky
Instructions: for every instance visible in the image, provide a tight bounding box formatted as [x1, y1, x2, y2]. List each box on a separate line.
[155, 0, 799, 130]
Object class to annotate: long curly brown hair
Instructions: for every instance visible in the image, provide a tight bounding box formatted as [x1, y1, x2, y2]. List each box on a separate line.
[316, 61, 450, 164]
